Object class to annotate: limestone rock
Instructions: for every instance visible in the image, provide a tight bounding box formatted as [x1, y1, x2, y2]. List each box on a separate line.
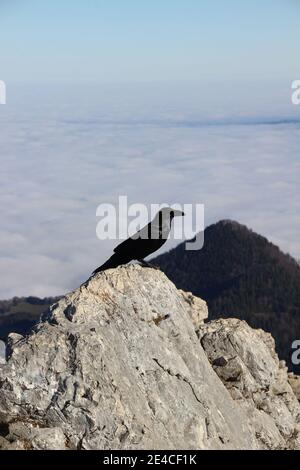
[0, 266, 299, 450]
[0, 341, 5, 364]
[0, 266, 256, 450]
[0, 420, 67, 450]
[200, 319, 300, 450]
[179, 290, 208, 329]
[288, 374, 300, 401]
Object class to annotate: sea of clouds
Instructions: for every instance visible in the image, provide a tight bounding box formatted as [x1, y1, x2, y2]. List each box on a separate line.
[0, 81, 299, 298]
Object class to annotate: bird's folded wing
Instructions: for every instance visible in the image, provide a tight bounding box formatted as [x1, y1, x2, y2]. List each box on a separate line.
[113, 236, 135, 255]
[113, 222, 151, 254]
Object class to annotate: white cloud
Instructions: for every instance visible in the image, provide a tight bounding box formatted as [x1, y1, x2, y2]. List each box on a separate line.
[0, 84, 299, 298]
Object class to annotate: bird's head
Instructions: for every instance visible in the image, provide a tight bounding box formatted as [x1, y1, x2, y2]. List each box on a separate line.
[158, 207, 185, 221]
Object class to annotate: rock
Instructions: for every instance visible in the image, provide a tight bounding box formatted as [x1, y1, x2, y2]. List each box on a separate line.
[200, 319, 300, 450]
[0, 418, 67, 450]
[0, 265, 299, 450]
[30, 427, 67, 450]
[179, 290, 208, 329]
[288, 374, 300, 401]
[0, 341, 5, 364]
[0, 436, 26, 450]
[0, 266, 256, 450]
[6, 333, 24, 360]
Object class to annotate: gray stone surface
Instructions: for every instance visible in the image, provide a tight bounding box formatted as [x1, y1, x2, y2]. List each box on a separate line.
[179, 290, 208, 329]
[288, 373, 300, 402]
[0, 340, 5, 364]
[0, 266, 299, 450]
[200, 319, 300, 449]
[0, 421, 67, 450]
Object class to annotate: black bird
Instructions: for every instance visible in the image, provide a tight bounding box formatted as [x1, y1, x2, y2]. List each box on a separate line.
[93, 207, 185, 274]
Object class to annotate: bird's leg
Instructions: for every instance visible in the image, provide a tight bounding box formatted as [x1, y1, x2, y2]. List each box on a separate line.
[138, 259, 161, 270]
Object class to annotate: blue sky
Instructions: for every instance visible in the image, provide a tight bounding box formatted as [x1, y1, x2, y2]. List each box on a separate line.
[0, 0, 299, 83]
[0, 1, 300, 298]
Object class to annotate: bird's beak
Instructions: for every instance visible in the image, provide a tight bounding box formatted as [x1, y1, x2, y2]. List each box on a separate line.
[173, 209, 185, 217]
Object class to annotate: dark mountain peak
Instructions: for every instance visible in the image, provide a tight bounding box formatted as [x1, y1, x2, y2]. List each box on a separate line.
[154, 220, 300, 373]
[209, 219, 261, 241]
[216, 219, 246, 228]
[0, 296, 61, 342]
[205, 220, 299, 270]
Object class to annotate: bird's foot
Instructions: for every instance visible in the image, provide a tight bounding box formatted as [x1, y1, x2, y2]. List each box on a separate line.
[149, 264, 161, 271]
[138, 260, 161, 270]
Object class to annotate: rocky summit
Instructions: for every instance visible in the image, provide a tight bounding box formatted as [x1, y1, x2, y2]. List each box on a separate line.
[0, 266, 299, 450]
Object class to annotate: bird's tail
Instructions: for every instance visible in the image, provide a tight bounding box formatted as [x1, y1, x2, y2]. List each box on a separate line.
[92, 253, 127, 275]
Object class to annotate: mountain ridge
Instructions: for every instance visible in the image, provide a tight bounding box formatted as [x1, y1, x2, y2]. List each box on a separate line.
[154, 220, 300, 373]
